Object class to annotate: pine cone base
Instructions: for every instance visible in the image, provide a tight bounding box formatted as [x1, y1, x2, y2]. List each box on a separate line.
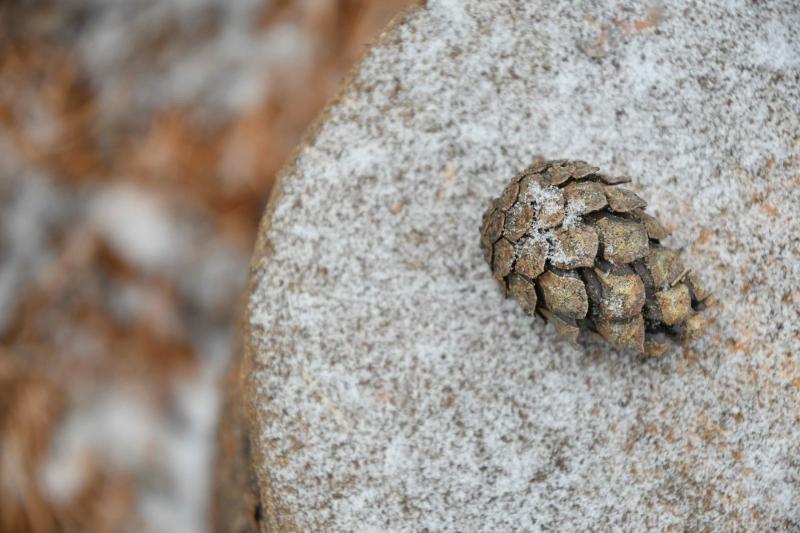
[480, 158, 710, 355]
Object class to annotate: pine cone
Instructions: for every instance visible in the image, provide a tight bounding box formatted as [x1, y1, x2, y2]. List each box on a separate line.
[480, 158, 710, 356]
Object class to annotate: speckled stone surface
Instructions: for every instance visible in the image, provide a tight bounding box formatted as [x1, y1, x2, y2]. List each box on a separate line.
[245, 1, 800, 530]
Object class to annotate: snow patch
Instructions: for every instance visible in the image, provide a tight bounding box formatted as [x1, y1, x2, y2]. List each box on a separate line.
[90, 185, 181, 273]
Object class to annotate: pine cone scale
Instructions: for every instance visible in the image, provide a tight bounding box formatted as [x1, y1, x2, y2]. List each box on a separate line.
[593, 215, 650, 265]
[537, 270, 589, 320]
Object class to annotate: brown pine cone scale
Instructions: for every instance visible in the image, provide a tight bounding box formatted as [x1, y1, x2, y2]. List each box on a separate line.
[480, 158, 710, 355]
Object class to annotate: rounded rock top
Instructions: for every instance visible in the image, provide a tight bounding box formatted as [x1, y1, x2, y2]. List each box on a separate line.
[244, 1, 800, 530]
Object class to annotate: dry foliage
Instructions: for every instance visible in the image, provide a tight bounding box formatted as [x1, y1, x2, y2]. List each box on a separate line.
[0, 1, 411, 531]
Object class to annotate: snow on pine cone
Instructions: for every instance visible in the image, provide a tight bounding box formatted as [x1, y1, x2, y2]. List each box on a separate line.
[480, 158, 710, 356]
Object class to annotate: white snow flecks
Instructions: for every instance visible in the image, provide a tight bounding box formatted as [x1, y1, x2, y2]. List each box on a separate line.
[749, 18, 800, 71]
[561, 198, 586, 230]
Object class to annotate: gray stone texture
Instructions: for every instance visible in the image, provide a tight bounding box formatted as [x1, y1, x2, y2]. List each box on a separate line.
[245, 1, 800, 530]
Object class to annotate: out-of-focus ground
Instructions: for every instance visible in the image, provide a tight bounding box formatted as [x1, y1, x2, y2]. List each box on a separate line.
[0, 1, 409, 531]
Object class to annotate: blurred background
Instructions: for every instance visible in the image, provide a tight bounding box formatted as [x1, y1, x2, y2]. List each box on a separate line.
[0, 1, 410, 531]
